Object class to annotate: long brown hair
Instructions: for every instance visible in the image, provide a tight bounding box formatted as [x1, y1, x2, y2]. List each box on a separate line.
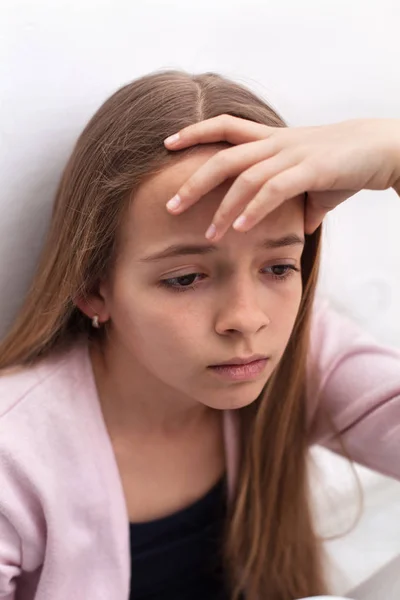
[0, 70, 327, 599]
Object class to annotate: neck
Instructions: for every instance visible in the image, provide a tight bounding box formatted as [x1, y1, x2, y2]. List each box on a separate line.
[88, 337, 214, 438]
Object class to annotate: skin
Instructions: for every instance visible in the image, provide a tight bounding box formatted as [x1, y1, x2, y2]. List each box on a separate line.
[163, 116, 400, 238]
[71, 117, 400, 520]
[76, 146, 305, 440]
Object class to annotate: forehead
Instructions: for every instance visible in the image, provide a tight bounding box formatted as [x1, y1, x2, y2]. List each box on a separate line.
[122, 147, 304, 255]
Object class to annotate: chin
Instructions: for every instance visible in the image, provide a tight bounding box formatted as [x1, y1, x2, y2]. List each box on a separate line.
[203, 384, 266, 411]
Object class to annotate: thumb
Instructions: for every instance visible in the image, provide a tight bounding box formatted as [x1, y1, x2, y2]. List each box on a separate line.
[304, 191, 331, 234]
[304, 204, 327, 234]
[304, 189, 356, 234]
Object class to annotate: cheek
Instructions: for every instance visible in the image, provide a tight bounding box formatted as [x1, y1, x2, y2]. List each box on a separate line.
[270, 283, 302, 341]
[146, 307, 205, 356]
[112, 286, 202, 357]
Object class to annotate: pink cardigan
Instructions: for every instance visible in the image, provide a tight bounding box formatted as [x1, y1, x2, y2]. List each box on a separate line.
[0, 296, 399, 599]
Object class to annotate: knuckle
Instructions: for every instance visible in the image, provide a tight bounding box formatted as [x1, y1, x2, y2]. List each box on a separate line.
[270, 128, 290, 147]
[220, 114, 233, 126]
[267, 133, 281, 153]
[266, 177, 285, 195]
[220, 114, 235, 135]
[238, 169, 262, 188]
[213, 211, 228, 227]
[310, 158, 336, 188]
[214, 150, 232, 171]
[181, 178, 198, 198]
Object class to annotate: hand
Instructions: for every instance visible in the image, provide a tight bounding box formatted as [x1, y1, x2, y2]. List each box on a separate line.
[163, 115, 400, 240]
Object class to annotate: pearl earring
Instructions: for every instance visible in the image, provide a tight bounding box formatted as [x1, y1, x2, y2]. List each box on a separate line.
[92, 314, 100, 328]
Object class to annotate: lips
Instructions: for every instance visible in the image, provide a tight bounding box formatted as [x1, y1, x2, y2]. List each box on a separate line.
[209, 354, 268, 367]
[208, 357, 269, 381]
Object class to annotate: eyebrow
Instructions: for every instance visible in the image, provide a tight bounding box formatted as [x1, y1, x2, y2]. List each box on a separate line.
[139, 233, 305, 262]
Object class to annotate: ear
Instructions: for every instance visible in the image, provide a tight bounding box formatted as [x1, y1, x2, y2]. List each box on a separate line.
[73, 279, 111, 324]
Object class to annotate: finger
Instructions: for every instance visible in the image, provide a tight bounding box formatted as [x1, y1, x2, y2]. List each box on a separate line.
[166, 139, 278, 213]
[303, 189, 355, 234]
[204, 153, 298, 241]
[164, 114, 277, 150]
[230, 164, 313, 233]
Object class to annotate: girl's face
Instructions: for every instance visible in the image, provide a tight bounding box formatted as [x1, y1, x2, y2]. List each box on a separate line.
[99, 147, 305, 411]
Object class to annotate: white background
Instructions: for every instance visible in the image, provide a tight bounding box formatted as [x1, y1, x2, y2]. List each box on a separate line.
[1, 0, 400, 344]
[1, 0, 400, 595]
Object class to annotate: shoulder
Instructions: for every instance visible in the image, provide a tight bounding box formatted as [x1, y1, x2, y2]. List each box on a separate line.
[0, 339, 99, 479]
[0, 340, 89, 422]
[0, 337, 104, 508]
[308, 292, 380, 372]
[307, 293, 400, 433]
[308, 292, 400, 373]
[0, 340, 110, 579]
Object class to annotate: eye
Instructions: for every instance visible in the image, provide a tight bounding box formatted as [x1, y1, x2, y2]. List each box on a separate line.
[263, 264, 300, 281]
[157, 264, 300, 293]
[157, 273, 206, 293]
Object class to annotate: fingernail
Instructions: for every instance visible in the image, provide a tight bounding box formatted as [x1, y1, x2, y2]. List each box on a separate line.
[233, 214, 247, 230]
[205, 224, 217, 240]
[164, 133, 180, 146]
[166, 195, 181, 211]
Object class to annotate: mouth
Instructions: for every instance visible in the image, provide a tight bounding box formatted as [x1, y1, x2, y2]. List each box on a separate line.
[207, 356, 269, 382]
[209, 354, 268, 367]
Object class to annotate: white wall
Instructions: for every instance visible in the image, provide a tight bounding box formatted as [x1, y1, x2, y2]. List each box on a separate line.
[1, 0, 400, 595]
[1, 0, 400, 344]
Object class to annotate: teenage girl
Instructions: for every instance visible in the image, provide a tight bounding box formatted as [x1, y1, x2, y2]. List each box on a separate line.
[0, 69, 399, 600]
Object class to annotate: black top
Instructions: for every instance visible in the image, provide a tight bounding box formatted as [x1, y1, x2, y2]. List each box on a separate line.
[129, 475, 230, 600]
